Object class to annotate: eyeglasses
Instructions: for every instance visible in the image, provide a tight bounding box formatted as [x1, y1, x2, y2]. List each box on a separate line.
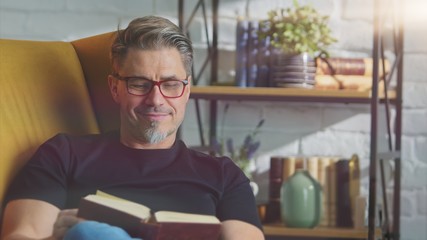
[112, 74, 189, 98]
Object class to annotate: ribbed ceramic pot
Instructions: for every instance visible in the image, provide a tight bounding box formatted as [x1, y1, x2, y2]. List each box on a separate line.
[280, 169, 322, 228]
[270, 52, 316, 88]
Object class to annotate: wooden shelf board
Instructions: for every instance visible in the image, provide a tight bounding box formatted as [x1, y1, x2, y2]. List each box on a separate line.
[190, 86, 396, 104]
[263, 224, 382, 239]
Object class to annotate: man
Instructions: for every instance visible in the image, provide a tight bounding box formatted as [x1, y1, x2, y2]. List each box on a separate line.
[1, 16, 264, 240]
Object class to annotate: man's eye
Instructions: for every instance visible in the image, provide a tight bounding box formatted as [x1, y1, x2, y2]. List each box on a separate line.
[162, 81, 180, 88]
[130, 84, 146, 89]
[129, 80, 151, 89]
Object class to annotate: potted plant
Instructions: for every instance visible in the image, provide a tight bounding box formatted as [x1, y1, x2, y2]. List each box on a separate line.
[210, 104, 264, 180]
[259, 0, 336, 57]
[258, 0, 337, 88]
[211, 119, 264, 179]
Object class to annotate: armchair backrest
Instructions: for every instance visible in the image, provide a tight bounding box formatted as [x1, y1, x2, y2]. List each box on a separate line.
[71, 32, 120, 133]
[0, 32, 119, 206]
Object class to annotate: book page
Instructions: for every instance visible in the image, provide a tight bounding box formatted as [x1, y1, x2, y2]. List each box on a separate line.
[96, 190, 131, 201]
[154, 211, 220, 224]
[84, 194, 151, 220]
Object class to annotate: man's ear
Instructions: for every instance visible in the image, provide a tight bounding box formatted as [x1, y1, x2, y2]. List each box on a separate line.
[184, 75, 192, 101]
[108, 75, 120, 103]
[187, 75, 192, 87]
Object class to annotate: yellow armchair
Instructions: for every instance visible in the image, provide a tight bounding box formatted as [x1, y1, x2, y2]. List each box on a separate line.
[0, 32, 120, 207]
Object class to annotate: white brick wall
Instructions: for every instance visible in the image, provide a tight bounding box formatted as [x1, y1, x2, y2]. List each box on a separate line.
[1, 0, 426, 239]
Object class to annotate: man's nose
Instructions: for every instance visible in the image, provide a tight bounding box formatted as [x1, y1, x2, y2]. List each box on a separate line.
[144, 85, 165, 105]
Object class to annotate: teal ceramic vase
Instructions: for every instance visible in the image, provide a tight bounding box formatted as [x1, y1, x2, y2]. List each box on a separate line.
[280, 169, 322, 228]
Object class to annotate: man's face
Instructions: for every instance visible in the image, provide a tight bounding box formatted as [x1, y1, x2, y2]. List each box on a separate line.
[108, 47, 190, 148]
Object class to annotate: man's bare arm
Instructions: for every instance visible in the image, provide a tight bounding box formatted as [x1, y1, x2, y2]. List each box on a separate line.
[1, 199, 80, 240]
[220, 220, 264, 240]
[2, 200, 264, 240]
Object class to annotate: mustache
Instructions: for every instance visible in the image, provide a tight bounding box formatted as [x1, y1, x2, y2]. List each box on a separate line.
[137, 107, 172, 114]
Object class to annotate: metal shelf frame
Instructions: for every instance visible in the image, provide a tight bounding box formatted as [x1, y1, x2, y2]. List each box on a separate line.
[368, 0, 404, 239]
[177, 0, 219, 146]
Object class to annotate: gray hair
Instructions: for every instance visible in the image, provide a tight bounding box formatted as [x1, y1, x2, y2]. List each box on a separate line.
[111, 16, 193, 76]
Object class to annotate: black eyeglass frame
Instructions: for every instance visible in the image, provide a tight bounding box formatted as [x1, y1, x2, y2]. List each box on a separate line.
[112, 73, 189, 98]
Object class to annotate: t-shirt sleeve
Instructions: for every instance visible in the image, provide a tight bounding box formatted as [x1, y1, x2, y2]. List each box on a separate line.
[215, 159, 263, 230]
[4, 134, 71, 209]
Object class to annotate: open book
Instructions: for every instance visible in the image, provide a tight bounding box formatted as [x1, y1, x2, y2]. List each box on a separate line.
[77, 191, 221, 240]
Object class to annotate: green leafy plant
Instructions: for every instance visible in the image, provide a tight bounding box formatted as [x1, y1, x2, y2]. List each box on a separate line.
[258, 0, 337, 57]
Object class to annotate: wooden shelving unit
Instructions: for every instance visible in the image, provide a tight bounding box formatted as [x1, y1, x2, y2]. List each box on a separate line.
[189, 86, 391, 239]
[189, 86, 393, 239]
[263, 224, 382, 239]
[180, 0, 403, 239]
[190, 86, 396, 103]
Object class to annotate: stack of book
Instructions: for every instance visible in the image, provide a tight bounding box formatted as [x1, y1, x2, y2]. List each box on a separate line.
[314, 57, 391, 91]
[235, 18, 271, 87]
[264, 155, 363, 229]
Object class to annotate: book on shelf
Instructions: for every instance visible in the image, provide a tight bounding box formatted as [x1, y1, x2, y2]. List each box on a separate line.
[315, 57, 391, 76]
[306, 156, 340, 228]
[234, 18, 272, 87]
[349, 154, 361, 227]
[336, 159, 354, 228]
[256, 20, 271, 87]
[307, 156, 319, 180]
[327, 157, 339, 227]
[282, 156, 299, 182]
[314, 57, 390, 91]
[315, 74, 386, 92]
[317, 157, 332, 227]
[77, 191, 221, 240]
[264, 156, 284, 223]
[246, 20, 259, 87]
[235, 17, 249, 87]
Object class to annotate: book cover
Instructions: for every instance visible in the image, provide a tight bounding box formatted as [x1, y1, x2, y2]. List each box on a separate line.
[315, 74, 386, 92]
[141, 221, 221, 240]
[265, 156, 284, 223]
[265, 156, 300, 224]
[327, 157, 339, 227]
[317, 156, 341, 227]
[77, 191, 221, 240]
[307, 156, 319, 180]
[315, 57, 391, 76]
[314, 75, 340, 90]
[349, 154, 361, 227]
[317, 157, 331, 227]
[335, 159, 354, 228]
[281, 156, 296, 183]
[235, 18, 249, 87]
[256, 20, 271, 87]
[246, 20, 259, 87]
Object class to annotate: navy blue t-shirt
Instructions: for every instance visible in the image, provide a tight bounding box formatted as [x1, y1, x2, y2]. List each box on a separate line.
[5, 132, 262, 229]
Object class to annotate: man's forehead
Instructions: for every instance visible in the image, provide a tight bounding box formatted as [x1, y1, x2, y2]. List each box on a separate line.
[117, 48, 186, 77]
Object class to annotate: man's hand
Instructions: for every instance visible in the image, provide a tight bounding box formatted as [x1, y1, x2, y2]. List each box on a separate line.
[52, 209, 83, 240]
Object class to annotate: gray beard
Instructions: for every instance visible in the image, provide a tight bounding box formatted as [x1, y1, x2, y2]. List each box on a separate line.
[140, 121, 173, 144]
[143, 126, 168, 144]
